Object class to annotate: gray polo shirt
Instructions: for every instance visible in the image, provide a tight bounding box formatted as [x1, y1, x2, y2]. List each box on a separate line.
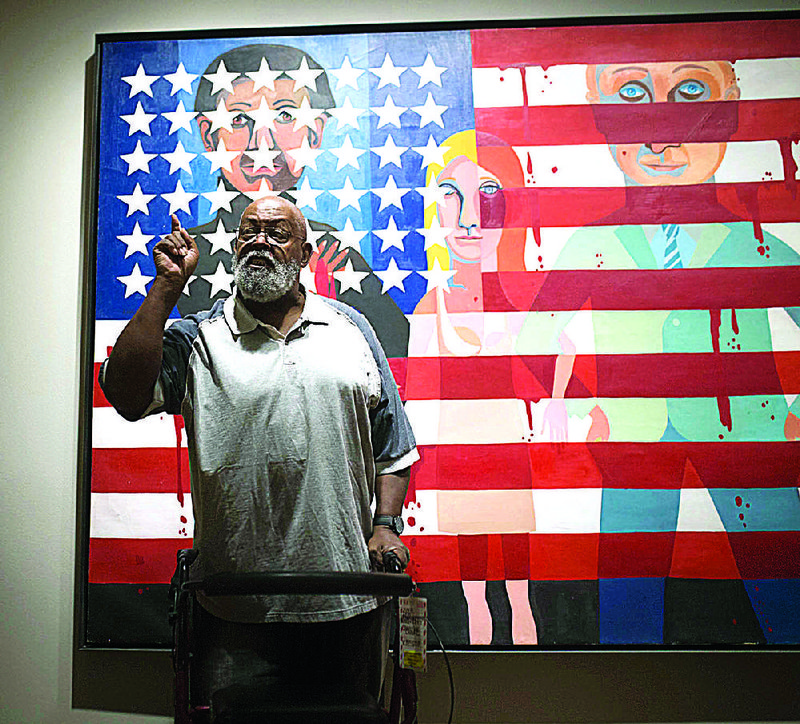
[105, 290, 418, 623]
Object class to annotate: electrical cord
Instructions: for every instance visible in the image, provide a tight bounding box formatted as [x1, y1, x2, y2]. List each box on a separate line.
[427, 620, 454, 724]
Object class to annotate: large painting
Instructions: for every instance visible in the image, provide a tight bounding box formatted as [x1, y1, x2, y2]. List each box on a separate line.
[83, 15, 800, 648]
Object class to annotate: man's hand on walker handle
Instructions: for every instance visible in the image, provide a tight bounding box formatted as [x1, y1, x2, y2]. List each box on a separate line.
[369, 526, 409, 572]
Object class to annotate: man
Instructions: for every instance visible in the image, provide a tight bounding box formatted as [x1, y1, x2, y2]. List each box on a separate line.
[182, 43, 410, 358]
[516, 59, 800, 645]
[100, 196, 418, 701]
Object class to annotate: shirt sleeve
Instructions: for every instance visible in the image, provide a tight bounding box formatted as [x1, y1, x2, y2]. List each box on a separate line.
[97, 311, 206, 418]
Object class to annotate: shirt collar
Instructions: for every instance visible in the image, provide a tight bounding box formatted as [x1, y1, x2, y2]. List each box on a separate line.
[223, 287, 334, 337]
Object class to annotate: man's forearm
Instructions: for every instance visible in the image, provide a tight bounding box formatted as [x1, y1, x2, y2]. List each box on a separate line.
[375, 468, 411, 517]
[102, 277, 182, 421]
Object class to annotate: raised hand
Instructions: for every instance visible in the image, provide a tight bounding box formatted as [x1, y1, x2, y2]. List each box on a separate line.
[152, 214, 199, 292]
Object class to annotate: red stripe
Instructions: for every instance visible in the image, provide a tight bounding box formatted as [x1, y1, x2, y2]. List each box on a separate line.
[411, 442, 800, 491]
[88, 537, 193, 583]
[501, 183, 800, 229]
[90, 441, 800, 494]
[93, 362, 110, 407]
[728, 531, 800, 578]
[92, 447, 190, 493]
[482, 268, 800, 312]
[476, 99, 800, 146]
[87, 531, 800, 585]
[470, 19, 800, 67]
[598, 532, 675, 578]
[401, 353, 800, 400]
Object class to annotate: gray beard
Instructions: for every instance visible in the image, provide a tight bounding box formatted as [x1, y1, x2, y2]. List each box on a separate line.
[232, 250, 301, 304]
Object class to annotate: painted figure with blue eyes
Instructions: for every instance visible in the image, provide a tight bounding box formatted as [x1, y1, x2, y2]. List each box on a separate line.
[587, 61, 741, 187]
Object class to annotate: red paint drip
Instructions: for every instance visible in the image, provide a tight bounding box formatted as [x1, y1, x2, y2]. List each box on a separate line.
[408, 516, 416, 527]
[731, 308, 739, 335]
[526, 151, 533, 176]
[735, 495, 743, 507]
[709, 310, 733, 431]
[173, 415, 185, 507]
[778, 137, 798, 199]
[735, 183, 764, 245]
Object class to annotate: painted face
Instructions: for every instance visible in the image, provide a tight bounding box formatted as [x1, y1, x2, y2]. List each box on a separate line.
[587, 61, 740, 186]
[198, 78, 326, 193]
[436, 156, 505, 264]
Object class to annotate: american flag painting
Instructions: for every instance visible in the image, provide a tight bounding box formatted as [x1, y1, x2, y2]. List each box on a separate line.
[86, 17, 800, 648]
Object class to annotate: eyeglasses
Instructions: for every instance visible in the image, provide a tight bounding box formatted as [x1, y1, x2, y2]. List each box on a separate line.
[235, 226, 294, 244]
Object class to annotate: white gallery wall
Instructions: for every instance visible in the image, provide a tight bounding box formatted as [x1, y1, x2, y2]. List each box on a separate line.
[2, 0, 800, 722]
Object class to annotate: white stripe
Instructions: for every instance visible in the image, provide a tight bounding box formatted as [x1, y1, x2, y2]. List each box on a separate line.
[95, 317, 180, 363]
[513, 141, 786, 188]
[90, 492, 193, 538]
[676, 489, 726, 532]
[409, 309, 800, 356]
[403, 488, 603, 535]
[93, 408, 187, 448]
[475, 59, 800, 109]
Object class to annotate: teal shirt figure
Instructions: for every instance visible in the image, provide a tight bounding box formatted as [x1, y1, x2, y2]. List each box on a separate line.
[517, 221, 800, 443]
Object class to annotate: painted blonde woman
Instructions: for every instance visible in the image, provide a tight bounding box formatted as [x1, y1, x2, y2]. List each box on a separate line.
[409, 130, 536, 645]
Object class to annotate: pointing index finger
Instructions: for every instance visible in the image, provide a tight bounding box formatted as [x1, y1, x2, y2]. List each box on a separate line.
[171, 214, 181, 234]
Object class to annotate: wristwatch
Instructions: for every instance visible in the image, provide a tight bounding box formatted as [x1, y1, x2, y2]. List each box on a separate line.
[373, 513, 404, 535]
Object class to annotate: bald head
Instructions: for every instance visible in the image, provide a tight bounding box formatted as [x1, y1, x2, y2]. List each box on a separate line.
[241, 196, 307, 243]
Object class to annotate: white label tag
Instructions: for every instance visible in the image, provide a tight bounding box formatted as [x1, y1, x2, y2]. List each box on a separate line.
[398, 595, 427, 672]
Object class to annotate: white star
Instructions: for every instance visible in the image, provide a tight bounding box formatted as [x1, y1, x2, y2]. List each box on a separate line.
[120, 101, 157, 136]
[371, 94, 407, 129]
[372, 134, 408, 169]
[120, 140, 157, 175]
[285, 136, 323, 173]
[122, 63, 159, 98]
[164, 63, 198, 95]
[293, 177, 323, 211]
[161, 140, 197, 175]
[181, 275, 198, 297]
[117, 262, 153, 297]
[248, 97, 278, 131]
[246, 57, 280, 92]
[162, 100, 197, 135]
[117, 183, 156, 216]
[372, 175, 409, 212]
[289, 96, 323, 132]
[371, 54, 408, 88]
[205, 98, 237, 133]
[333, 258, 370, 294]
[415, 179, 448, 208]
[162, 180, 198, 214]
[306, 224, 330, 249]
[374, 257, 412, 293]
[202, 261, 234, 298]
[286, 56, 323, 92]
[330, 135, 366, 172]
[411, 92, 448, 128]
[202, 138, 240, 173]
[203, 59, 238, 95]
[329, 56, 365, 91]
[410, 54, 447, 88]
[201, 219, 236, 255]
[242, 179, 281, 202]
[373, 215, 407, 252]
[411, 134, 450, 168]
[201, 179, 239, 215]
[419, 257, 455, 294]
[246, 139, 280, 172]
[117, 221, 154, 258]
[331, 218, 367, 252]
[327, 96, 365, 131]
[330, 177, 368, 212]
[418, 216, 453, 250]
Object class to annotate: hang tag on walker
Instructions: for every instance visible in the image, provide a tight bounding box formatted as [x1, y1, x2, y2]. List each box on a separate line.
[398, 595, 427, 672]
